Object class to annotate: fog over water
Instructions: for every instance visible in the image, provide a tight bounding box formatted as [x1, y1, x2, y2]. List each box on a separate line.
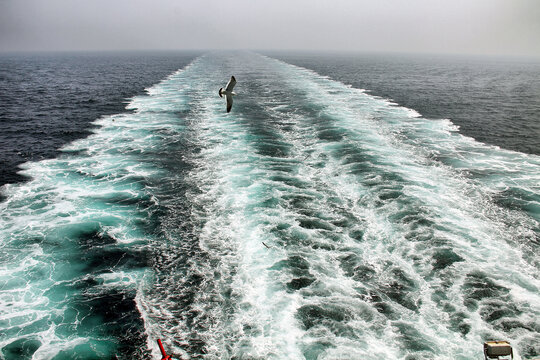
[1, 0, 539, 57]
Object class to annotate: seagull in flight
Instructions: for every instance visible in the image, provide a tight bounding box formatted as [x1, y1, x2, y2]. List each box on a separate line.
[219, 76, 237, 113]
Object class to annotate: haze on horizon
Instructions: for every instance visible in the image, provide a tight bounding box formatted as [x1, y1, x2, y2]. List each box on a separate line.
[1, 0, 539, 58]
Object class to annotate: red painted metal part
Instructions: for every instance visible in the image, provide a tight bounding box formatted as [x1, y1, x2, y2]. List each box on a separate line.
[157, 339, 172, 360]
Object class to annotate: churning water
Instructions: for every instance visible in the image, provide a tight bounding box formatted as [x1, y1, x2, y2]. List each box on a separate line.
[0, 51, 539, 359]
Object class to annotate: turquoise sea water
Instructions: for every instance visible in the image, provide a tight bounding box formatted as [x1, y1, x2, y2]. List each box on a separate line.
[0, 52, 539, 359]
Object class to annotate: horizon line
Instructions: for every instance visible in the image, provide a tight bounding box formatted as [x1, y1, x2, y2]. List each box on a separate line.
[1, 48, 539, 61]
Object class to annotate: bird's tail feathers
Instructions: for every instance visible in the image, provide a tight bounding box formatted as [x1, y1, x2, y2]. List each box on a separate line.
[218, 88, 223, 97]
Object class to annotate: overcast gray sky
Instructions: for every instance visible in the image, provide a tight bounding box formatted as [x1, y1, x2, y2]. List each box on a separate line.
[1, 0, 539, 57]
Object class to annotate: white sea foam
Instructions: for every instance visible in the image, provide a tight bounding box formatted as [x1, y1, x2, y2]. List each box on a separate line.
[2, 51, 538, 359]
[0, 57, 202, 359]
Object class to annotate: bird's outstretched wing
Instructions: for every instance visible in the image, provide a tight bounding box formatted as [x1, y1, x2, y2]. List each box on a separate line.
[225, 76, 236, 91]
[226, 94, 233, 113]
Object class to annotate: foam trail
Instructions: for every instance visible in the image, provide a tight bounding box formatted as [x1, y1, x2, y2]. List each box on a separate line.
[138, 52, 539, 359]
[0, 64, 195, 359]
[1, 52, 538, 359]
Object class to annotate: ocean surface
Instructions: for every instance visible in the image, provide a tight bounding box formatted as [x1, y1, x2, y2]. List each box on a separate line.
[266, 52, 540, 156]
[0, 51, 539, 359]
[0, 51, 201, 187]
